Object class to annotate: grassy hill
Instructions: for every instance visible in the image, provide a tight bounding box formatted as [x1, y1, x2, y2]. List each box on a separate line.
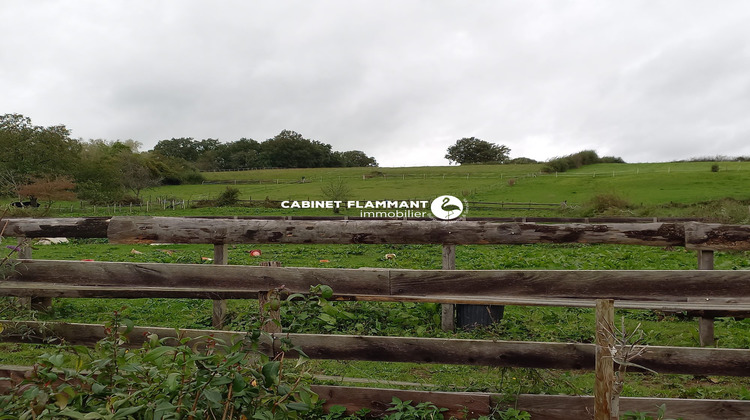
[140, 161, 749, 220]
[8, 160, 750, 221]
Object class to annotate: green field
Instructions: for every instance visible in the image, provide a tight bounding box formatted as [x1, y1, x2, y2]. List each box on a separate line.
[10, 160, 749, 221]
[197, 161, 750, 205]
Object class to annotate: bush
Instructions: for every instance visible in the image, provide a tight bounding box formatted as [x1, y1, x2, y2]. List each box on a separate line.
[541, 150, 625, 173]
[216, 187, 241, 206]
[711, 164, 720, 172]
[508, 157, 538, 164]
[586, 193, 631, 214]
[0, 311, 318, 419]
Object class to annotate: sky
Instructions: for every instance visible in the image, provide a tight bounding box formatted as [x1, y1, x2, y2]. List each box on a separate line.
[2, 1, 750, 167]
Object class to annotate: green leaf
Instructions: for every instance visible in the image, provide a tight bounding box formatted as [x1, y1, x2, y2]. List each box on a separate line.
[122, 318, 135, 335]
[203, 388, 222, 404]
[286, 401, 311, 412]
[261, 361, 280, 388]
[318, 313, 336, 325]
[54, 390, 70, 409]
[113, 406, 144, 419]
[49, 353, 65, 367]
[210, 376, 233, 386]
[57, 409, 88, 419]
[252, 409, 274, 420]
[92, 382, 107, 394]
[166, 372, 181, 392]
[319, 285, 334, 299]
[142, 346, 174, 363]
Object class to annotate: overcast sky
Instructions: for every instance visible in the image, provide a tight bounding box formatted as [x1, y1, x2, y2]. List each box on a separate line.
[2, 1, 749, 167]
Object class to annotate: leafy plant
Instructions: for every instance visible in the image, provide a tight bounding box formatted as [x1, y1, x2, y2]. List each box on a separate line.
[493, 407, 531, 420]
[383, 397, 447, 420]
[0, 309, 319, 419]
[621, 403, 682, 420]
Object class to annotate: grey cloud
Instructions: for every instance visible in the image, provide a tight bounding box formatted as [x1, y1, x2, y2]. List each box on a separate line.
[2, 0, 750, 165]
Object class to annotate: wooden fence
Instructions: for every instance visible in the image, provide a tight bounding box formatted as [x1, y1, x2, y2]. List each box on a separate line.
[2, 217, 750, 418]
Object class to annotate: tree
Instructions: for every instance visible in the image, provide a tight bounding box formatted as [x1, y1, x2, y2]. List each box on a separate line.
[118, 153, 162, 199]
[152, 138, 201, 161]
[320, 178, 351, 214]
[260, 130, 337, 168]
[212, 138, 264, 170]
[17, 176, 77, 209]
[335, 150, 378, 167]
[0, 113, 81, 196]
[444, 137, 510, 165]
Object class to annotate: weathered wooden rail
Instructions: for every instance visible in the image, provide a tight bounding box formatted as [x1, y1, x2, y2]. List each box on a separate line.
[5, 216, 748, 248]
[3, 216, 750, 418]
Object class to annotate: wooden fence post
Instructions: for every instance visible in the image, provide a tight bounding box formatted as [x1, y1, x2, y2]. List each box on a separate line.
[16, 237, 52, 311]
[698, 250, 715, 346]
[212, 244, 228, 328]
[441, 245, 456, 332]
[259, 261, 282, 333]
[594, 299, 615, 420]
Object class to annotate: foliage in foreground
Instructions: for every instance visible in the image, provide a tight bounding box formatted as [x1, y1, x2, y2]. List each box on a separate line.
[0, 311, 318, 419]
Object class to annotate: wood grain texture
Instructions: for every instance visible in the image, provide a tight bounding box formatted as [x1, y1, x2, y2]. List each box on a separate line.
[106, 217, 688, 246]
[7, 259, 389, 296]
[685, 222, 750, 250]
[9, 260, 750, 304]
[2, 217, 110, 238]
[389, 268, 750, 302]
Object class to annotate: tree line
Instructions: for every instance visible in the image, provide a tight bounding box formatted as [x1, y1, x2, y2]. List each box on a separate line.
[153, 130, 377, 171]
[0, 114, 377, 205]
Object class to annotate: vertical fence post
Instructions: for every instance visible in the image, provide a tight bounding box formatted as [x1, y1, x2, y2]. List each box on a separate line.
[16, 238, 52, 310]
[441, 245, 456, 331]
[698, 250, 715, 346]
[16, 237, 31, 309]
[212, 244, 228, 328]
[594, 299, 615, 420]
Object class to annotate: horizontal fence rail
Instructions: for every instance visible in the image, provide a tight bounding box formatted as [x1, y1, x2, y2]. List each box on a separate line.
[3, 321, 750, 377]
[4, 217, 749, 250]
[5, 260, 750, 308]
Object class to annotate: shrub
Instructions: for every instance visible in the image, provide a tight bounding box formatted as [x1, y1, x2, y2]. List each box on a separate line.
[586, 193, 631, 214]
[216, 186, 241, 206]
[541, 150, 625, 173]
[508, 157, 538, 164]
[0, 311, 318, 419]
[711, 164, 720, 172]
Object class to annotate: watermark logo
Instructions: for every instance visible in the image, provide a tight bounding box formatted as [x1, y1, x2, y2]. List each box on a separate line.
[279, 196, 465, 219]
[430, 195, 464, 220]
